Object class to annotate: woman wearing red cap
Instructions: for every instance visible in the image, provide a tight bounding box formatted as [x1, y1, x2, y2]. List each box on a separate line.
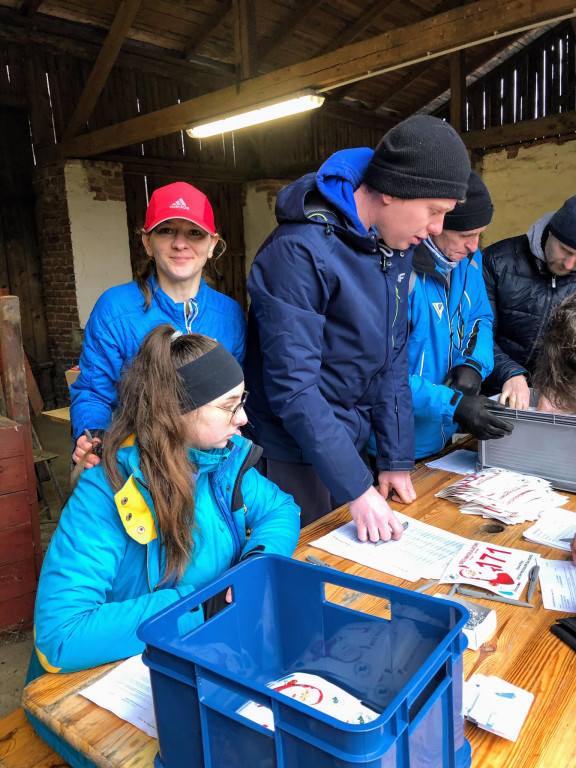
[70, 182, 246, 468]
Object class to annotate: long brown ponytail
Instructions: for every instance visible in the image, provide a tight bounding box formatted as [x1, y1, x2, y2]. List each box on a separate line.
[103, 325, 218, 583]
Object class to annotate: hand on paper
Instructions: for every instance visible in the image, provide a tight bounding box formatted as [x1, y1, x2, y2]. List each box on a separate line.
[499, 374, 530, 410]
[72, 435, 102, 468]
[378, 470, 417, 504]
[349, 486, 405, 543]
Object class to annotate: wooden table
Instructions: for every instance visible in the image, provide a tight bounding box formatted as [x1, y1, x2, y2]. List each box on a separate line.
[41, 407, 71, 424]
[22, 460, 576, 768]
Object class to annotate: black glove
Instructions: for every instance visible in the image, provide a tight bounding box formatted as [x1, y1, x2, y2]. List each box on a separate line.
[454, 395, 514, 441]
[443, 365, 482, 396]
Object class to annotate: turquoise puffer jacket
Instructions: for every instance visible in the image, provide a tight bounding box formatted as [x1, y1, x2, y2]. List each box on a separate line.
[70, 275, 246, 439]
[31, 434, 300, 676]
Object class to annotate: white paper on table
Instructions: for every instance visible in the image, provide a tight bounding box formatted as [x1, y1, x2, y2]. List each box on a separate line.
[80, 655, 157, 738]
[523, 509, 576, 551]
[439, 540, 536, 599]
[425, 450, 478, 475]
[463, 674, 534, 742]
[310, 511, 468, 581]
[539, 559, 576, 612]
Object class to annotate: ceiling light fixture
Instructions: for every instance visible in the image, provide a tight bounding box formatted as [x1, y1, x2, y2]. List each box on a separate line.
[186, 91, 325, 138]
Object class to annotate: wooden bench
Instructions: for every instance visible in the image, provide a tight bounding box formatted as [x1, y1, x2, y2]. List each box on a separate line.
[0, 707, 70, 767]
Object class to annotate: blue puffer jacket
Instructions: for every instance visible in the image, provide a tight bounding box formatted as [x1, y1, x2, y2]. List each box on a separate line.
[408, 242, 494, 458]
[244, 148, 415, 504]
[70, 275, 246, 439]
[30, 434, 299, 677]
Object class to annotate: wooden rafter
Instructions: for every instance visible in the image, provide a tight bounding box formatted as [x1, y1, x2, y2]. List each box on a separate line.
[258, 0, 319, 62]
[463, 108, 576, 148]
[318, 0, 395, 55]
[20, 0, 43, 17]
[46, 0, 576, 160]
[234, 0, 257, 79]
[62, 0, 144, 140]
[182, 0, 233, 61]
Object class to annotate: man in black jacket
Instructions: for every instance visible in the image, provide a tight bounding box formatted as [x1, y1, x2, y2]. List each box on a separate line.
[483, 196, 576, 409]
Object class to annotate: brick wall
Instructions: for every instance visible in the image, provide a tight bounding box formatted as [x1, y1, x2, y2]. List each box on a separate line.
[33, 160, 127, 405]
[33, 162, 79, 405]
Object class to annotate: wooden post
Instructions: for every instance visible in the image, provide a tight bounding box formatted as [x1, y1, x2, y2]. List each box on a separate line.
[450, 49, 466, 134]
[0, 295, 43, 579]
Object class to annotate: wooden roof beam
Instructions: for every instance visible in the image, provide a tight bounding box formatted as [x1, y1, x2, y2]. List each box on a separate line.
[62, 0, 144, 140]
[463, 109, 576, 148]
[258, 0, 320, 62]
[46, 0, 576, 160]
[182, 0, 233, 61]
[317, 0, 396, 54]
[234, 0, 257, 80]
[19, 0, 43, 17]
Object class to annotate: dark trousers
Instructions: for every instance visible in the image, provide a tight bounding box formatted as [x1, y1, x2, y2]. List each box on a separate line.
[255, 457, 340, 528]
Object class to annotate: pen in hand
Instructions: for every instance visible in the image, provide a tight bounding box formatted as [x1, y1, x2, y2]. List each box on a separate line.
[373, 520, 409, 546]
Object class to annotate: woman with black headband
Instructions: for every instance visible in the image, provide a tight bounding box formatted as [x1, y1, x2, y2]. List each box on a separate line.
[26, 325, 300, 768]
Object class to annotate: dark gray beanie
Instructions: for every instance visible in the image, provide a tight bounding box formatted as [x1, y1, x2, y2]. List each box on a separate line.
[362, 115, 471, 200]
[442, 171, 494, 231]
[548, 195, 576, 250]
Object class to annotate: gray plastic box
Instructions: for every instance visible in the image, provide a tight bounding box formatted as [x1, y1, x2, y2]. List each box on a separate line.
[477, 390, 576, 493]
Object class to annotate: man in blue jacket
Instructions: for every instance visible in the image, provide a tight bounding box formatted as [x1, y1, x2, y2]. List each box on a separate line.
[244, 115, 471, 541]
[408, 171, 512, 459]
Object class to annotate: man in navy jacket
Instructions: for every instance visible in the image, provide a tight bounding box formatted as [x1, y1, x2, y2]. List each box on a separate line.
[244, 115, 471, 540]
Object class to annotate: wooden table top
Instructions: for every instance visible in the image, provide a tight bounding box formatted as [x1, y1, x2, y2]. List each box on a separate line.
[41, 407, 71, 424]
[22, 458, 576, 768]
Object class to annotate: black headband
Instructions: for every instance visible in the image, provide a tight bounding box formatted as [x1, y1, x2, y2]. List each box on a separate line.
[176, 344, 243, 413]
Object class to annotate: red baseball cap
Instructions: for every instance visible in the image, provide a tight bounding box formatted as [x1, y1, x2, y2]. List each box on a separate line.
[144, 182, 216, 235]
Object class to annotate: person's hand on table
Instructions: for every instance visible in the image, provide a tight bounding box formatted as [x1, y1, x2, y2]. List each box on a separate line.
[499, 374, 530, 409]
[72, 435, 102, 468]
[378, 470, 417, 504]
[349, 486, 405, 543]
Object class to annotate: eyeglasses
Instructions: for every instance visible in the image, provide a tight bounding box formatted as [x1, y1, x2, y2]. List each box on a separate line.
[208, 390, 249, 422]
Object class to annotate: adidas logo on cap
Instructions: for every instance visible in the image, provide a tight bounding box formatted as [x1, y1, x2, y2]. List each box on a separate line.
[169, 197, 189, 210]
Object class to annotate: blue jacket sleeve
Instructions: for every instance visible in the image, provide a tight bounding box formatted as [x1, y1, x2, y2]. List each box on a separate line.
[450, 250, 494, 378]
[239, 467, 300, 559]
[33, 473, 199, 674]
[69, 297, 125, 440]
[248, 235, 374, 504]
[230, 304, 247, 366]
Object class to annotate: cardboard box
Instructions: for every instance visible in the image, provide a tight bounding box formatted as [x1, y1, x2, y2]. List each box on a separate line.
[65, 366, 81, 389]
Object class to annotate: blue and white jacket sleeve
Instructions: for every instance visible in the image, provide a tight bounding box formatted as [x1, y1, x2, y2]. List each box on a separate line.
[450, 250, 494, 379]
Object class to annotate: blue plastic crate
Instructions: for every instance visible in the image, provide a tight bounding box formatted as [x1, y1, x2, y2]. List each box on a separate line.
[138, 554, 471, 768]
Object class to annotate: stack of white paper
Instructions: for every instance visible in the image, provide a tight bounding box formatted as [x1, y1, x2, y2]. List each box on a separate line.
[523, 508, 576, 550]
[436, 467, 568, 524]
[463, 674, 534, 741]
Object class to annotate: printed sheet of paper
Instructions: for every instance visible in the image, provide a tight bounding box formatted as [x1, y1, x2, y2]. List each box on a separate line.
[310, 512, 467, 581]
[425, 450, 478, 475]
[80, 655, 157, 738]
[523, 508, 576, 551]
[463, 674, 534, 742]
[237, 672, 379, 730]
[439, 540, 537, 599]
[539, 559, 576, 612]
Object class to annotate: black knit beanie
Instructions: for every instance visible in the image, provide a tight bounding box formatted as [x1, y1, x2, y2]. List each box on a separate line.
[362, 115, 471, 200]
[442, 171, 494, 231]
[548, 195, 576, 250]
